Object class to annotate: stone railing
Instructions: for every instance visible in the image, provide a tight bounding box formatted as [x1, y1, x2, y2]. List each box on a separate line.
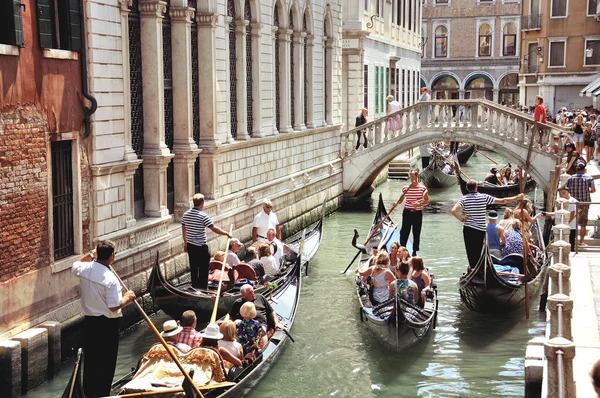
[340, 99, 571, 160]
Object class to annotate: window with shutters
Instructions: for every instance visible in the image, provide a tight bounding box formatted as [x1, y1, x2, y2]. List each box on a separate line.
[588, 0, 596, 16]
[228, 0, 238, 139]
[290, 10, 295, 129]
[551, 0, 567, 18]
[549, 40, 566, 67]
[585, 39, 600, 66]
[503, 23, 517, 56]
[35, 0, 82, 51]
[245, 0, 253, 136]
[274, 5, 280, 132]
[375, 66, 379, 114]
[363, 65, 368, 108]
[0, 0, 24, 46]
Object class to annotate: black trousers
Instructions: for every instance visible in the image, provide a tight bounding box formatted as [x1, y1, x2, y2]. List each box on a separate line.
[569, 229, 576, 251]
[463, 226, 486, 269]
[400, 209, 423, 252]
[188, 243, 210, 289]
[83, 315, 120, 397]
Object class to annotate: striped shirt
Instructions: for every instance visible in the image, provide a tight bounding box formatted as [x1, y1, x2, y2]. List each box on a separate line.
[181, 208, 214, 246]
[401, 184, 428, 210]
[457, 192, 495, 231]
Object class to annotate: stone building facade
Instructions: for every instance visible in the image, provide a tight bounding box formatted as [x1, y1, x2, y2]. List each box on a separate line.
[0, 0, 344, 341]
[342, 0, 423, 129]
[421, 0, 520, 106]
[519, 0, 600, 113]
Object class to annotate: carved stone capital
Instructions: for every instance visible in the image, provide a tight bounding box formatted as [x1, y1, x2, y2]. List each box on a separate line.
[251, 22, 262, 36]
[305, 34, 315, 46]
[196, 13, 219, 28]
[170, 6, 195, 22]
[293, 31, 306, 43]
[119, 0, 133, 12]
[139, 0, 167, 17]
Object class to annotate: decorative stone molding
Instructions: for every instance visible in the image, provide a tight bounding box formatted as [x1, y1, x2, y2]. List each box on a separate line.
[290, 176, 298, 190]
[139, 0, 167, 16]
[196, 13, 219, 27]
[244, 191, 256, 207]
[303, 172, 311, 184]
[119, 0, 133, 11]
[329, 163, 335, 175]
[170, 6, 195, 22]
[96, 216, 172, 258]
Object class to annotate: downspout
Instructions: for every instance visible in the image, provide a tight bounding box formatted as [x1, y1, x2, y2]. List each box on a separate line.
[79, 0, 97, 139]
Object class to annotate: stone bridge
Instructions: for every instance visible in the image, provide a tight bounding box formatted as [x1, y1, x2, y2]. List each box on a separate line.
[340, 99, 571, 200]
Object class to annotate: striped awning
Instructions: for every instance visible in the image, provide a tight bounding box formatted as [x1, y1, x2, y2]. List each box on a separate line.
[580, 76, 600, 97]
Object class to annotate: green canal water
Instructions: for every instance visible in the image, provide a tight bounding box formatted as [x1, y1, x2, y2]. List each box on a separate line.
[27, 151, 545, 397]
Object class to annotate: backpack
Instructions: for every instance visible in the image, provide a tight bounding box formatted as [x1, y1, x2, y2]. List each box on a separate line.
[575, 155, 587, 170]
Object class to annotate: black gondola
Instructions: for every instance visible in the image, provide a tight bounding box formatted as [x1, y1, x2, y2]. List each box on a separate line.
[456, 144, 476, 165]
[149, 202, 325, 322]
[63, 252, 303, 398]
[456, 167, 536, 198]
[61, 348, 85, 398]
[419, 150, 458, 188]
[458, 214, 549, 313]
[353, 194, 438, 352]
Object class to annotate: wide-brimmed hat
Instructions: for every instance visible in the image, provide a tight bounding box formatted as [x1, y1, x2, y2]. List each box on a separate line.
[488, 210, 498, 220]
[161, 320, 183, 337]
[200, 323, 223, 340]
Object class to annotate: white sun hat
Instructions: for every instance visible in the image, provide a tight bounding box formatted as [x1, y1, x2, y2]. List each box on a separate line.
[160, 320, 183, 337]
[200, 323, 224, 340]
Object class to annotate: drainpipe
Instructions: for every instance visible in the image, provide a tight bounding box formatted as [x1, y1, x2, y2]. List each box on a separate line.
[79, 0, 97, 139]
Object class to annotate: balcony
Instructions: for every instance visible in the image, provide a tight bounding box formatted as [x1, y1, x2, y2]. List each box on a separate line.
[526, 64, 538, 74]
[521, 15, 541, 31]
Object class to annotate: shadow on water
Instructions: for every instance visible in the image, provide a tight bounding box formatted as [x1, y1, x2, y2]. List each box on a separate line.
[453, 306, 525, 350]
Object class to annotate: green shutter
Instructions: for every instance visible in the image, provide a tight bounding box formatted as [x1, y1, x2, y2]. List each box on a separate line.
[67, 0, 81, 51]
[36, 0, 54, 48]
[375, 66, 379, 114]
[13, 0, 24, 46]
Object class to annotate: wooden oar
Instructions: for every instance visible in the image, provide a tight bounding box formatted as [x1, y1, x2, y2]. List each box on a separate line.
[497, 271, 525, 277]
[432, 148, 473, 181]
[117, 382, 237, 397]
[108, 262, 204, 398]
[341, 201, 400, 274]
[67, 349, 82, 398]
[477, 150, 500, 165]
[209, 225, 234, 324]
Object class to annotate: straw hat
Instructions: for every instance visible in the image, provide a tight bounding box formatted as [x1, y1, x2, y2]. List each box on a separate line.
[200, 323, 223, 340]
[160, 320, 183, 337]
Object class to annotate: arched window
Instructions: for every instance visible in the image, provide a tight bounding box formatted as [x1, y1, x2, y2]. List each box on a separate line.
[228, 0, 237, 138]
[245, 0, 252, 135]
[435, 25, 447, 58]
[274, 5, 280, 131]
[478, 24, 492, 57]
[163, 3, 174, 214]
[503, 23, 516, 56]
[290, 10, 295, 129]
[323, 17, 330, 125]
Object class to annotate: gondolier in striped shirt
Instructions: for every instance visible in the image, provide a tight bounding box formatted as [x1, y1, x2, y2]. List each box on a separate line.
[451, 180, 523, 269]
[182, 194, 232, 289]
[396, 170, 430, 256]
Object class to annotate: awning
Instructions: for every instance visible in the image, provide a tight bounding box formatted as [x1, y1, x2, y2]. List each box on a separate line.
[580, 76, 600, 97]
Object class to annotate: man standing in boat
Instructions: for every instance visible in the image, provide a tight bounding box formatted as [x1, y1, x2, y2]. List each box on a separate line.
[252, 199, 281, 243]
[451, 180, 523, 269]
[182, 194, 233, 289]
[395, 170, 430, 256]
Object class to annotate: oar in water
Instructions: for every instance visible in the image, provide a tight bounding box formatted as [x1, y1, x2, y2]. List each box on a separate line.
[477, 150, 500, 165]
[209, 225, 235, 325]
[341, 201, 400, 274]
[108, 258, 205, 398]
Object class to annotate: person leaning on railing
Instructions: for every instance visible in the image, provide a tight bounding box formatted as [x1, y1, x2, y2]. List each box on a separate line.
[355, 108, 368, 150]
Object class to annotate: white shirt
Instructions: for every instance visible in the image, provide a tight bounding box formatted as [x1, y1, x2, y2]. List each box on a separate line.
[267, 238, 284, 265]
[253, 210, 279, 242]
[227, 251, 240, 267]
[566, 197, 578, 229]
[72, 260, 123, 318]
[389, 100, 400, 113]
[261, 256, 279, 278]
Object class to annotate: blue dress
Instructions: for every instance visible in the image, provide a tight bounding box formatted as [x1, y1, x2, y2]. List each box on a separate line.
[502, 229, 523, 257]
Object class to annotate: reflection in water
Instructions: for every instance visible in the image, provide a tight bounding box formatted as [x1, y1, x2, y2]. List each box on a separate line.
[27, 151, 546, 398]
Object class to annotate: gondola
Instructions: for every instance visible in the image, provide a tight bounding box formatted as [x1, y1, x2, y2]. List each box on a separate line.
[456, 166, 536, 198]
[456, 144, 476, 165]
[149, 202, 325, 322]
[458, 213, 549, 313]
[419, 149, 458, 188]
[61, 348, 84, 398]
[352, 194, 438, 352]
[64, 251, 303, 398]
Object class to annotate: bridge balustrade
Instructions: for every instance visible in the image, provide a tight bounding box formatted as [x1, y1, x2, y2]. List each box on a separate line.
[340, 99, 571, 160]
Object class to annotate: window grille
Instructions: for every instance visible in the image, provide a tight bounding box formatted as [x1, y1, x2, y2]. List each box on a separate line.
[51, 141, 74, 260]
[163, 3, 174, 214]
[275, 6, 280, 131]
[245, 0, 253, 136]
[191, 11, 201, 193]
[363, 65, 368, 108]
[228, 0, 238, 138]
[290, 11, 295, 129]
[129, 0, 145, 219]
[303, 14, 308, 126]
[323, 19, 328, 123]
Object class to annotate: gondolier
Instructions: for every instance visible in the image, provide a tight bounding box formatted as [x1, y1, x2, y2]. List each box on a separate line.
[182, 194, 232, 289]
[252, 199, 281, 243]
[395, 170, 430, 256]
[451, 180, 523, 269]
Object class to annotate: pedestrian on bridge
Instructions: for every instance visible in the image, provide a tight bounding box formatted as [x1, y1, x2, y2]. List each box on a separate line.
[355, 108, 368, 150]
[451, 180, 523, 269]
[395, 170, 430, 256]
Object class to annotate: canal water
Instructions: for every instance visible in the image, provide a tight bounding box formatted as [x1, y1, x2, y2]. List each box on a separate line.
[28, 150, 545, 397]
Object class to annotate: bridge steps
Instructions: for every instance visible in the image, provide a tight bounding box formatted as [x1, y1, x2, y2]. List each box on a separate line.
[388, 160, 411, 180]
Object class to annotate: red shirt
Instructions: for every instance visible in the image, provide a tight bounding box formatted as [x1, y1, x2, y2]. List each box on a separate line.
[534, 104, 547, 124]
[401, 185, 428, 210]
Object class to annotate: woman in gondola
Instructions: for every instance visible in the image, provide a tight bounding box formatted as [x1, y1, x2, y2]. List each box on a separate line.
[388, 242, 400, 272]
[410, 256, 431, 307]
[391, 261, 418, 305]
[356, 252, 396, 305]
[502, 219, 524, 257]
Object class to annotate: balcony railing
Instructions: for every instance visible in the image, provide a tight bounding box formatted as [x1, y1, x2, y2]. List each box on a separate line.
[521, 14, 541, 31]
[527, 64, 538, 74]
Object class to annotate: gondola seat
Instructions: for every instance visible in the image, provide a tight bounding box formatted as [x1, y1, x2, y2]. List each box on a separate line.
[234, 263, 257, 282]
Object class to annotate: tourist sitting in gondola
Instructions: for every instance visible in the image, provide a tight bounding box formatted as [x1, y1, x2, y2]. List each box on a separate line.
[258, 243, 279, 280]
[265, 228, 285, 265]
[355, 252, 397, 304]
[199, 323, 243, 368]
[410, 257, 431, 307]
[237, 302, 268, 354]
[218, 320, 244, 370]
[391, 261, 418, 305]
[484, 167, 500, 185]
[393, 246, 411, 279]
[158, 319, 192, 353]
[513, 198, 542, 239]
[388, 242, 400, 272]
[486, 210, 506, 258]
[502, 219, 524, 257]
[245, 246, 266, 284]
[230, 284, 280, 333]
[499, 208, 514, 230]
[176, 310, 203, 349]
[208, 251, 236, 289]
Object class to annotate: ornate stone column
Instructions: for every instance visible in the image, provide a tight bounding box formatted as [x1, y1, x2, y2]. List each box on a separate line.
[305, 34, 315, 129]
[278, 29, 294, 133]
[493, 88, 499, 103]
[223, 15, 235, 144]
[324, 37, 334, 125]
[139, 0, 173, 217]
[293, 31, 306, 131]
[235, 19, 251, 140]
[170, 4, 202, 221]
[250, 22, 264, 137]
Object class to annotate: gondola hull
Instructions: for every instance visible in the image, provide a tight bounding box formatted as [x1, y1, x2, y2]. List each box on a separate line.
[458, 217, 548, 314]
[149, 206, 324, 322]
[354, 194, 437, 352]
[419, 151, 458, 188]
[457, 144, 476, 165]
[457, 173, 536, 198]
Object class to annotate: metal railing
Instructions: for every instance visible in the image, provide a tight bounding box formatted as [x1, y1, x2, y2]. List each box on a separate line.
[521, 14, 542, 30]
